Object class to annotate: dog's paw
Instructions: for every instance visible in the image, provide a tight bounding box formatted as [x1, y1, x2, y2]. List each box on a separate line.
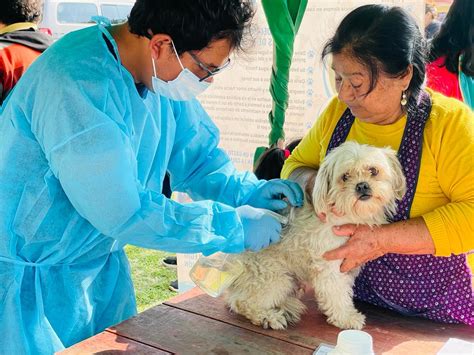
[251, 310, 288, 330]
[327, 311, 366, 330]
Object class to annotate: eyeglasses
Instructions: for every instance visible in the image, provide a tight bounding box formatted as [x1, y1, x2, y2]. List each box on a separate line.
[188, 52, 231, 82]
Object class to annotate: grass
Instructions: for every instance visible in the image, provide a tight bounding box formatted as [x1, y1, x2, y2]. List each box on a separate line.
[125, 245, 177, 313]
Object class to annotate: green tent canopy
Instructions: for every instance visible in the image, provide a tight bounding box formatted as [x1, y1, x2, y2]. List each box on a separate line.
[254, 0, 308, 164]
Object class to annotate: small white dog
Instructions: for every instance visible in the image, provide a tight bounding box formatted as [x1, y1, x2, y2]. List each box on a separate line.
[225, 142, 406, 330]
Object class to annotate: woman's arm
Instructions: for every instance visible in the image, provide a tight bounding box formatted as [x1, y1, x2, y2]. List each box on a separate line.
[326, 96, 474, 272]
[288, 167, 318, 198]
[323, 217, 435, 272]
[281, 98, 343, 180]
[420, 97, 474, 256]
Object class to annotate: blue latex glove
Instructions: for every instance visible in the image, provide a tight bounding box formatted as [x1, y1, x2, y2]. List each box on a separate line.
[246, 179, 304, 211]
[236, 205, 282, 251]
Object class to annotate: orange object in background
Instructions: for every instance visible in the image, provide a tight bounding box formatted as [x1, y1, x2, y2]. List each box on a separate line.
[427, 0, 453, 17]
[0, 23, 52, 104]
[426, 56, 463, 101]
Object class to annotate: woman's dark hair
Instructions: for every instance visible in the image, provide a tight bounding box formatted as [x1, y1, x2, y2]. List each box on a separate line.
[0, 0, 43, 25]
[128, 0, 254, 54]
[254, 139, 302, 180]
[322, 5, 427, 113]
[429, 0, 473, 76]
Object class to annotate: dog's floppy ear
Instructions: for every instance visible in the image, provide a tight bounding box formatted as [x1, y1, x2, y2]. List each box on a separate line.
[311, 155, 335, 214]
[383, 147, 407, 201]
[304, 173, 316, 206]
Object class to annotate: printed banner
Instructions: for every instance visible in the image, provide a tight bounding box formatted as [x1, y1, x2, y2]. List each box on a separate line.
[177, 0, 424, 293]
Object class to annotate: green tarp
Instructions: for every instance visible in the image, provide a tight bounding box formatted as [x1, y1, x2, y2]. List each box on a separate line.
[254, 0, 308, 164]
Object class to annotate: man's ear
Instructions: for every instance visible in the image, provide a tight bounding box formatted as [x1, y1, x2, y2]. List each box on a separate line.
[149, 33, 173, 60]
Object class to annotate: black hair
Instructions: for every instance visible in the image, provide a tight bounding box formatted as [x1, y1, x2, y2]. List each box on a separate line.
[429, 0, 474, 76]
[254, 139, 302, 180]
[322, 5, 427, 113]
[0, 0, 43, 25]
[128, 0, 254, 55]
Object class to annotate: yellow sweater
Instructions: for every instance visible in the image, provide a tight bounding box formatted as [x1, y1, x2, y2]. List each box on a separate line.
[282, 90, 474, 272]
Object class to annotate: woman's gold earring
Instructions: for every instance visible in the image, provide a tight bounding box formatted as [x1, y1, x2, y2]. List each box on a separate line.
[401, 91, 408, 106]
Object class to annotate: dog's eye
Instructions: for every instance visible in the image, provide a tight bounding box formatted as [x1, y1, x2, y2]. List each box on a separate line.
[369, 167, 378, 176]
[342, 173, 350, 182]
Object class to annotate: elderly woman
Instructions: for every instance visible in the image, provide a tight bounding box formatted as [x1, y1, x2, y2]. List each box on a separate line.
[282, 4, 474, 325]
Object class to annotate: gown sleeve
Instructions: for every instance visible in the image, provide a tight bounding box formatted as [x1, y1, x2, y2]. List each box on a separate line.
[167, 99, 264, 207]
[33, 77, 245, 256]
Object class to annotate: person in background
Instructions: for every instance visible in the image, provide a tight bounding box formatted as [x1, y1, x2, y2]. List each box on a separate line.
[424, 4, 441, 40]
[0, 0, 303, 352]
[427, 0, 473, 109]
[282, 4, 473, 326]
[254, 139, 302, 180]
[0, 0, 52, 105]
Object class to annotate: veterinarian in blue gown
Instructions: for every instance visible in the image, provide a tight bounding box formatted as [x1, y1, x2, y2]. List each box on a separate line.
[0, 1, 303, 353]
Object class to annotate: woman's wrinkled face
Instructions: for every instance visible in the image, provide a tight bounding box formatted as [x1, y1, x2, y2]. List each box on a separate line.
[331, 51, 412, 125]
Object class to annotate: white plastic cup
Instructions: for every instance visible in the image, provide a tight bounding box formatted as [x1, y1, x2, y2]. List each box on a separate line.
[328, 330, 374, 355]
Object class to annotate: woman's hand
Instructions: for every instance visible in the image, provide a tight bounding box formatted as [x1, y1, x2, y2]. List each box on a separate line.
[323, 224, 386, 272]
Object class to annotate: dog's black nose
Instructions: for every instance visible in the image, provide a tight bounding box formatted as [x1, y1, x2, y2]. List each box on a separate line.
[356, 182, 371, 195]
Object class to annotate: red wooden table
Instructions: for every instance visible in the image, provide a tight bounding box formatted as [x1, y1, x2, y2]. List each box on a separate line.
[61, 287, 474, 354]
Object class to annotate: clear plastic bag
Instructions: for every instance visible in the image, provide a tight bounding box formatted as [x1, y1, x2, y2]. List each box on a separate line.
[189, 208, 290, 297]
[189, 252, 241, 297]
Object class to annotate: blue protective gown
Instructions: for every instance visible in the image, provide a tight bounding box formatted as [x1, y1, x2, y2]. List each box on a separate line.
[0, 23, 263, 353]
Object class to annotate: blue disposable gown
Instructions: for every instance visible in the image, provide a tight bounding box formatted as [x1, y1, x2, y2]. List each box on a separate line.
[0, 23, 263, 353]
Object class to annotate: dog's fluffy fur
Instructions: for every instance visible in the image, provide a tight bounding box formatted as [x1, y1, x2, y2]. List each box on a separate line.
[225, 142, 406, 330]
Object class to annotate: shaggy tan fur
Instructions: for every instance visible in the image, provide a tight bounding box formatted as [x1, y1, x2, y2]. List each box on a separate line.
[225, 142, 406, 330]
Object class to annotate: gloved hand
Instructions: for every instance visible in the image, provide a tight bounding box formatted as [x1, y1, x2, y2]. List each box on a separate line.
[246, 179, 304, 211]
[236, 205, 282, 252]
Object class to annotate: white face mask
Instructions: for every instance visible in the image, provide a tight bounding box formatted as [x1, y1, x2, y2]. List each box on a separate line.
[151, 42, 210, 101]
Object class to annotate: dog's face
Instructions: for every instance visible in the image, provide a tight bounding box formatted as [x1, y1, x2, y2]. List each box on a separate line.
[312, 142, 406, 223]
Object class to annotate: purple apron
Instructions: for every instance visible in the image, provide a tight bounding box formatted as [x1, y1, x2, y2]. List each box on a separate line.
[326, 91, 474, 325]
